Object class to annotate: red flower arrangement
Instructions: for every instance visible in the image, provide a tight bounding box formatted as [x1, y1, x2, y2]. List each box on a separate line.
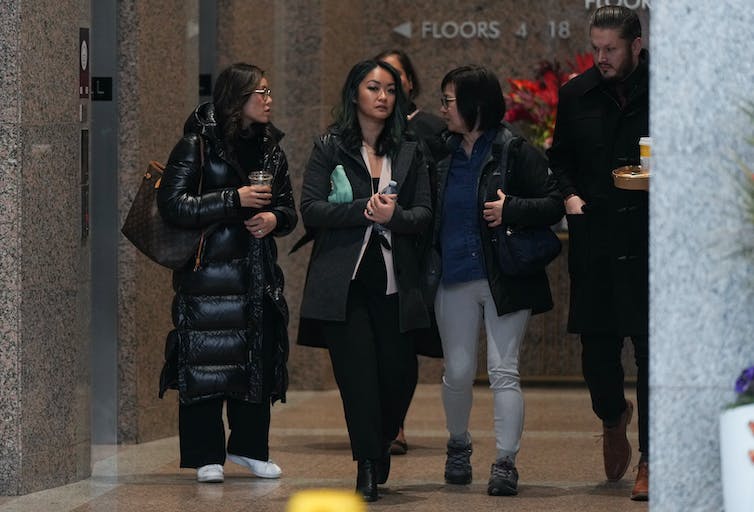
[504, 52, 593, 149]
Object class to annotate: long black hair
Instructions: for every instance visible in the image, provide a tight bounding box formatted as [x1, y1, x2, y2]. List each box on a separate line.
[441, 65, 505, 132]
[213, 63, 265, 145]
[332, 59, 407, 158]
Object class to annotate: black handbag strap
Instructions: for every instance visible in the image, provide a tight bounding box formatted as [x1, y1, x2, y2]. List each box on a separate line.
[491, 128, 523, 193]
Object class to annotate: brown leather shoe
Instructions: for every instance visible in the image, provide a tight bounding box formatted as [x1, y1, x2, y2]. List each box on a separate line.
[390, 427, 408, 455]
[390, 439, 408, 455]
[603, 399, 633, 481]
[631, 461, 649, 501]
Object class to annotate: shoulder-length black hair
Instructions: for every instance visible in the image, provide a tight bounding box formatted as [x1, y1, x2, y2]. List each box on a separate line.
[373, 48, 421, 101]
[332, 59, 408, 158]
[213, 63, 265, 144]
[441, 66, 505, 132]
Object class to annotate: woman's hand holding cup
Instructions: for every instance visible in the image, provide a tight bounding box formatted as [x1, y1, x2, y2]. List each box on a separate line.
[239, 170, 273, 208]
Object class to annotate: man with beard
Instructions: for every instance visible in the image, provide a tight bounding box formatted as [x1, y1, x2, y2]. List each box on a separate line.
[547, 5, 649, 501]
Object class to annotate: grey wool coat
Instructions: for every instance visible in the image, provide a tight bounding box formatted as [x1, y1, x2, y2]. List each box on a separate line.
[297, 128, 432, 348]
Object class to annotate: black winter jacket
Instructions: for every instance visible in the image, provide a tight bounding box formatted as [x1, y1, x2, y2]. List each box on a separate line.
[547, 52, 649, 335]
[297, 129, 432, 347]
[428, 123, 564, 316]
[157, 103, 297, 405]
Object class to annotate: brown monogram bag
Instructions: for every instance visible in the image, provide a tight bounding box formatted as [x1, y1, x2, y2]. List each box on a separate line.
[121, 138, 206, 271]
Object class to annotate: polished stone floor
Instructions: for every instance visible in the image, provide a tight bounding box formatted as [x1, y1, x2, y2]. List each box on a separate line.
[0, 385, 648, 512]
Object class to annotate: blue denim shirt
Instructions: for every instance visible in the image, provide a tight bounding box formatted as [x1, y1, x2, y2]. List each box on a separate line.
[440, 130, 496, 285]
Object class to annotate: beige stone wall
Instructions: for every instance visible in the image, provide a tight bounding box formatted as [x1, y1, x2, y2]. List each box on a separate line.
[117, 0, 199, 443]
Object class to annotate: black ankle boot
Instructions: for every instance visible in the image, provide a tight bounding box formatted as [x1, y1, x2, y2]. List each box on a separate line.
[356, 459, 378, 502]
[377, 443, 391, 484]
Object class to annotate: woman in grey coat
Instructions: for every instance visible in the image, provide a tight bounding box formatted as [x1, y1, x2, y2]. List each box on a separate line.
[298, 59, 431, 501]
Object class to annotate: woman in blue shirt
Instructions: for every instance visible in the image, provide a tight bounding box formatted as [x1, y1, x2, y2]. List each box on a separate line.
[431, 66, 563, 497]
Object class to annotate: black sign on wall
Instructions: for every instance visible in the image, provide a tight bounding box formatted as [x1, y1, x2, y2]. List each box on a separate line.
[92, 77, 113, 101]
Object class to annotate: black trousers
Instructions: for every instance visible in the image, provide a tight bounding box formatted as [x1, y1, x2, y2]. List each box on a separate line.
[581, 333, 649, 455]
[322, 280, 417, 461]
[179, 398, 271, 468]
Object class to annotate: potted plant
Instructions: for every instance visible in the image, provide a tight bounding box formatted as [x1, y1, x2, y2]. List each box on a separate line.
[719, 366, 754, 511]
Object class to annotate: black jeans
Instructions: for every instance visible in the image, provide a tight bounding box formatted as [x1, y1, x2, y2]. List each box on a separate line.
[179, 397, 271, 468]
[581, 333, 649, 455]
[322, 280, 417, 461]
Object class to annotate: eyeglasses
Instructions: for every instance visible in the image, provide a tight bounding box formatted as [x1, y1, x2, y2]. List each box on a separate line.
[440, 96, 456, 109]
[253, 87, 272, 98]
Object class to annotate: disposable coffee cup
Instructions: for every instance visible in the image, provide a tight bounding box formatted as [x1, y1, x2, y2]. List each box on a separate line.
[639, 137, 651, 171]
[249, 170, 273, 187]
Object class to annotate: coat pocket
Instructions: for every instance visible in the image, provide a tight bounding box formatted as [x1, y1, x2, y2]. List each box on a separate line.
[566, 213, 589, 276]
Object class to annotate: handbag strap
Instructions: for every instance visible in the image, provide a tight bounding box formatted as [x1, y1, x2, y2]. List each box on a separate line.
[491, 128, 523, 193]
[489, 128, 523, 240]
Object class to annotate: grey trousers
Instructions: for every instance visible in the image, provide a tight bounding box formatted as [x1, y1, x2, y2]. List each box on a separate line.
[435, 279, 531, 462]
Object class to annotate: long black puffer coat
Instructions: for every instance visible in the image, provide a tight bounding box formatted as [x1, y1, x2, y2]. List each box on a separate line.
[157, 103, 297, 405]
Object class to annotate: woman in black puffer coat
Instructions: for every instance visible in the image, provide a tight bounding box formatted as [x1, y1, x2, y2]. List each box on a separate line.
[156, 63, 296, 483]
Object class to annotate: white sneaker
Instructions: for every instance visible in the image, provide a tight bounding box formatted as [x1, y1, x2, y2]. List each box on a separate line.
[196, 464, 224, 483]
[227, 454, 282, 479]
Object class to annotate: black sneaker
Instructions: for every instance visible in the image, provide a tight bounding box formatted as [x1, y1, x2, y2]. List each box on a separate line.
[487, 458, 519, 496]
[444, 439, 472, 485]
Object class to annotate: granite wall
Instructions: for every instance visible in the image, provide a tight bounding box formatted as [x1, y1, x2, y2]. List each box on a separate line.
[650, 1, 754, 510]
[116, 0, 199, 443]
[0, 0, 92, 495]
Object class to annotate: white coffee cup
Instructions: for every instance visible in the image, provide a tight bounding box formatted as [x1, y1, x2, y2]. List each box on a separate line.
[639, 137, 651, 171]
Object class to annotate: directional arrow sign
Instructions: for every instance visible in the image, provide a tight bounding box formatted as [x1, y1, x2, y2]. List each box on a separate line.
[393, 21, 412, 39]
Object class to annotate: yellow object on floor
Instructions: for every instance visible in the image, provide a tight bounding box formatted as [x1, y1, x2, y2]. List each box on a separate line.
[287, 489, 365, 512]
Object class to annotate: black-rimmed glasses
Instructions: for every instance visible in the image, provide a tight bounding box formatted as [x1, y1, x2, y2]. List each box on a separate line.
[440, 96, 456, 108]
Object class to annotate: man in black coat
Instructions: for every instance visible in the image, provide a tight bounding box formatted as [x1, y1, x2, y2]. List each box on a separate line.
[547, 6, 649, 501]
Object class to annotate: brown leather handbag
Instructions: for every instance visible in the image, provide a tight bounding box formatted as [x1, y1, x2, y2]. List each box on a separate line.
[121, 139, 206, 271]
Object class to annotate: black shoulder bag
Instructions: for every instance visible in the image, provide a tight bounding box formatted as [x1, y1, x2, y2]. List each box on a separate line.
[489, 135, 561, 276]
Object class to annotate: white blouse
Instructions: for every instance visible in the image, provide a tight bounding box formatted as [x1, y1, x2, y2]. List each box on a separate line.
[351, 146, 397, 295]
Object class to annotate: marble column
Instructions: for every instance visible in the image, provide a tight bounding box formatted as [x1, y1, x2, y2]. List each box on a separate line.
[116, 0, 199, 443]
[0, 0, 91, 495]
[650, 1, 754, 509]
